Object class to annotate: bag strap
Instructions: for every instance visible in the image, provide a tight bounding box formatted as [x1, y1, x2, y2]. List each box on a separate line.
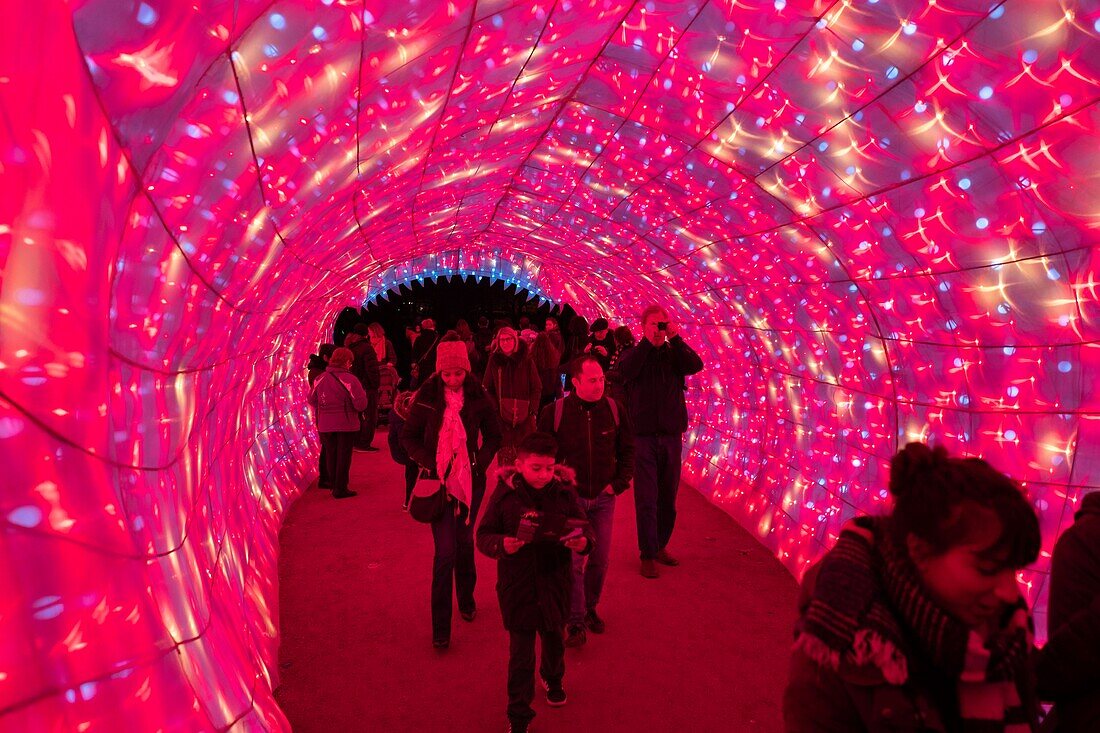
[553, 396, 618, 430]
[321, 372, 358, 418]
[606, 396, 619, 427]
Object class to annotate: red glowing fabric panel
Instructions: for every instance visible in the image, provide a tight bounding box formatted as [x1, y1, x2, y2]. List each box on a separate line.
[2, 0, 1098, 728]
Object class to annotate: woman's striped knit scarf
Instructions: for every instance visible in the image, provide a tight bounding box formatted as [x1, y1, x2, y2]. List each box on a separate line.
[794, 517, 1035, 732]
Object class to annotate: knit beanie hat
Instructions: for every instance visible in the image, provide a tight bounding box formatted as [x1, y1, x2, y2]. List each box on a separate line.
[435, 340, 471, 373]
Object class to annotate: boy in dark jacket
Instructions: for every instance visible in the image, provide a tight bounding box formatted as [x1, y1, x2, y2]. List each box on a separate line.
[477, 432, 596, 733]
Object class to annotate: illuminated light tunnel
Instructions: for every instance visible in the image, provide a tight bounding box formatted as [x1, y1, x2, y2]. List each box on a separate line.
[2, 0, 1098, 728]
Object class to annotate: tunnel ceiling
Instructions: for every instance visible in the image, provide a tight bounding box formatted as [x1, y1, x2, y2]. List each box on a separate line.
[3, 0, 1099, 729]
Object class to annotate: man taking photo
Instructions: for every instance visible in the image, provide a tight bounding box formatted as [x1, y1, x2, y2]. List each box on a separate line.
[616, 306, 703, 579]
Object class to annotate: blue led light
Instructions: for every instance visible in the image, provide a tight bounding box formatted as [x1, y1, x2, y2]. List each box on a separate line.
[976, 217, 989, 229]
[270, 13, 286, 30]
[137, 3, 157, 26]
[979, 86, 994, 100]
[1058, 361, 1072, 373]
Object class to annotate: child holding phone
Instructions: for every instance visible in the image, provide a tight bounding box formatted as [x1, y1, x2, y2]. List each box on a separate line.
[476, 432, 596, 733]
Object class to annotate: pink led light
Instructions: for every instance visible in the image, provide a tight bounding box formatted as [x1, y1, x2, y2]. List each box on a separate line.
[2, 0, 1098, 728]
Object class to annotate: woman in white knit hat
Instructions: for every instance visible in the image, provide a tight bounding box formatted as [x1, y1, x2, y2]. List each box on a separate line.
[401, 332, 503, 648]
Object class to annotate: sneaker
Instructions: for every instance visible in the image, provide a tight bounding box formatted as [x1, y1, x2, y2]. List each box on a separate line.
[460, 607, 477, 622]
[656, 549, 679, 566]
[541, 677, 567, 707]
[564, 624, 586, 648]
[432, 637, 449, 650]
[507, 722, 529, 733]
[402, 501, 410, 511]
[352, 447, 371, 453]
[640, 559, 659, 578]
[584, 609, 605, 634]
[333, 490, 358, 500]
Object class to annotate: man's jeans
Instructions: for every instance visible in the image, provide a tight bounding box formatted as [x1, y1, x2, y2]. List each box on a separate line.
[633, 434, 683, 559]
[570, 492, 616, 625]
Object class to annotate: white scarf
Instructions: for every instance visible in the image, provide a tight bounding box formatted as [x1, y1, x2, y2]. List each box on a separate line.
[371, 336, 386, 363]
[436, 386, 473, 520]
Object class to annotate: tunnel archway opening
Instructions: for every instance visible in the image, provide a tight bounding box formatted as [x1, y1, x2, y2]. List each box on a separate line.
[356, 273, 579, 346]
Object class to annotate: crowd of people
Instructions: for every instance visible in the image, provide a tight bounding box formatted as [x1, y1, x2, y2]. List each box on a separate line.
[305, 306, 1098, 733]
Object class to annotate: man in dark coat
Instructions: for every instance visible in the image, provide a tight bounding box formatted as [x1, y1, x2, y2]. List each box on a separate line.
[409, 318, 439, 389]
[307, 343, 336, 488]
[347, 323, 381, 451]
[538, 355, 633, 647]
[477, 432, 595, 733]
[583, 317, 616, 372]
[544, 316, 565, 358]
[617, 305, 703, 579]
[1037, 490, 1100, 732]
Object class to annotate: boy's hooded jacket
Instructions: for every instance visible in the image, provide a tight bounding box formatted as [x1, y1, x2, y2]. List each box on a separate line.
[476, 467, 595, 632]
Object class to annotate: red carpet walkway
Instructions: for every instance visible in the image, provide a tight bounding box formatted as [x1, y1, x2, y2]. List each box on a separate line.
[275, 434, 799, 732]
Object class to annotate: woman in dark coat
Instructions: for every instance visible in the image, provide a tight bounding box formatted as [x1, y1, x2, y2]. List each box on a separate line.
[401, 336, 503, 648]
[530, 331, 562, 410]
[784, 443, 1042, 733]
[562, 315, 589, 366]
[482, 327, 541, 466]
[1036, 490, 1100, 732]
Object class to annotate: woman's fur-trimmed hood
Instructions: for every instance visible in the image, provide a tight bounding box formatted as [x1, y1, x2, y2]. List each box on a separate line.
[495, 463, 577, 490]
